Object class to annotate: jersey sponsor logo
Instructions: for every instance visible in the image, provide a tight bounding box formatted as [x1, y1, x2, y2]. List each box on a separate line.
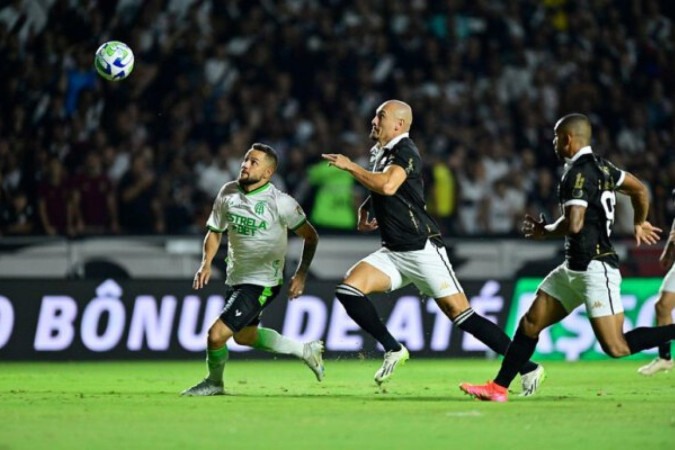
[574, 173, 585, 189]
[571, 173, 585, 199]
[226, 212, 268, 236]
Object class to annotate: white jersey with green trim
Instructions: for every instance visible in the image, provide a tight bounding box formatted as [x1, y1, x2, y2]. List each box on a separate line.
[206, 181, 307, 287]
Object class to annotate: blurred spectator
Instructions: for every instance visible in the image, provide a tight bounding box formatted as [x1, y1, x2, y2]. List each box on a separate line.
[457, 160, 488, 235]
[1, 189, 35, 236]
[616, 109, 647, 155]
[482, 177, 526, 235]
[117, 152, 164, 234]
[71, 151, 119, 235]
[0, 0, 672, 237]
[36, 157, 74, 236]
[158, 156, 195, 234]
[306, 160, 358, 231]
[526, 167, 559, 222]
[196, 142, 234, 198]
[425, 154, 457, 235]
[60, 48, 98, 117]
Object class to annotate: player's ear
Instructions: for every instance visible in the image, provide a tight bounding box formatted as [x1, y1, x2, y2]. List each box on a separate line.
[561, 131, 572, 146]
[264, 164, 275, 180]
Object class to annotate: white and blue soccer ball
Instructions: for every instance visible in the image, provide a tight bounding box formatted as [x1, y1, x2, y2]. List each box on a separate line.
[94, 41, 134, 81]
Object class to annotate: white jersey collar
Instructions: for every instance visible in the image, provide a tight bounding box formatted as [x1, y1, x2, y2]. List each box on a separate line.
[382, 132, 410, 150]
[369, 132, 410, 162]
[564, 146, 593, 172]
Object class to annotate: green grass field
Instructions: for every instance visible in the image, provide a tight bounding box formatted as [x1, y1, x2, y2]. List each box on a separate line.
[1, 358, 673, 450]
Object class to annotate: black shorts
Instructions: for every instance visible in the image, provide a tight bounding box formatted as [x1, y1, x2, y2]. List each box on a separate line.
[219, 284, 281, 332]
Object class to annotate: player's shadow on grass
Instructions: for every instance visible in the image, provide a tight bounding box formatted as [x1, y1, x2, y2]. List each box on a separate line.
[218, 391, 581, 402]
[226, 392, 477, 402]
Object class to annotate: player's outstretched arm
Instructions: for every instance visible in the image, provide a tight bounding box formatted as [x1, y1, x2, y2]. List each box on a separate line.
[321, 153, 407, 196]
[288, 221, 319, 299]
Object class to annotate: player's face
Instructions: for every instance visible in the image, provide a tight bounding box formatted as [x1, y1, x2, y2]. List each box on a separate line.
[239, 149, 272, 185]
[552, 128, 566, 161]
[370, 104, 397, 145]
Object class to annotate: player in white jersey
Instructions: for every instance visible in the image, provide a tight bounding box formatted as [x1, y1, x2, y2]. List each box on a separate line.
[182, 143, 324, 396]
[638, 192, 675, 375]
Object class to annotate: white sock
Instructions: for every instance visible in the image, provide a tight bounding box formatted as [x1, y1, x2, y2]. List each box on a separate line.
[252, 327, 304, 358]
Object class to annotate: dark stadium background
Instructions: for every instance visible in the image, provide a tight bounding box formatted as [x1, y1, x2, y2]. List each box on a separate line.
[0, 0, 673, 361]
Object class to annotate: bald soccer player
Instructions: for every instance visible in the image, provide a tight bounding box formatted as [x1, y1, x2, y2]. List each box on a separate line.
[322, 100, 544, 394]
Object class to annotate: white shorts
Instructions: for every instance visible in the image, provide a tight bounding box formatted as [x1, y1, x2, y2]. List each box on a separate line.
[356, 239, 463, 298]
[660, 263, 675, 294]
[539, 260, 623, 318]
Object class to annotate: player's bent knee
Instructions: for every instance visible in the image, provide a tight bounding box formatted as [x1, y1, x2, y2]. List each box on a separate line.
[233, 329, 256, 346]
[519, 313, 543, 338]
[599, 342, 631, 358]
[655, 299, 672, 317]
[232, 335, 252, 346]
[436, 294, 470, 319]
[207, 324, 230, 348]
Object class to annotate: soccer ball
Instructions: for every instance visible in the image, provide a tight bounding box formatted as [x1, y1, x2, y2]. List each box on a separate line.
[94, 41, 134, 81]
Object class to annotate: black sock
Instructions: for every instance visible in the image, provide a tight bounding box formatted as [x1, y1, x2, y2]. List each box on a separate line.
[335, 284, 401, 352]
[455, 308, 538, 375]
[625, 325, 675, 355]
[494, 327, 538, 388]
[658, 341, 671, 360]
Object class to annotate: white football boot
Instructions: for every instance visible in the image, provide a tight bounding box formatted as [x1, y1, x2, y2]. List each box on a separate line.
[637, 358, 673, 376]
[520, 364, 546, 397]
[303, 340, 325, 382]
[374, 345, 410, 385]
[180, 378, 225, 396]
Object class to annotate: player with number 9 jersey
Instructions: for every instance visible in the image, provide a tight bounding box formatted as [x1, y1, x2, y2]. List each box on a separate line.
[459, 114, 671, 403]
[558, 148, 625, 271]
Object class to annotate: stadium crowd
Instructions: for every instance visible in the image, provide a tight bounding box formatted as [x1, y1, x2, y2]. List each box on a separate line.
[0, 0, 673, 237]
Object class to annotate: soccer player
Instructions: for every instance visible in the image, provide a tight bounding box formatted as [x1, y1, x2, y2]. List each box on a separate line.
[181, 143, 324, 396]
[638, 193, 675, 375]
[460, 113, 674, 402]
[321, 100, 544, 394]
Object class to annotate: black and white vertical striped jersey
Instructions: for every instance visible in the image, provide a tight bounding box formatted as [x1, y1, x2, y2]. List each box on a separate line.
[368, 134, 442, 251]
[557, 147, 625, 271]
